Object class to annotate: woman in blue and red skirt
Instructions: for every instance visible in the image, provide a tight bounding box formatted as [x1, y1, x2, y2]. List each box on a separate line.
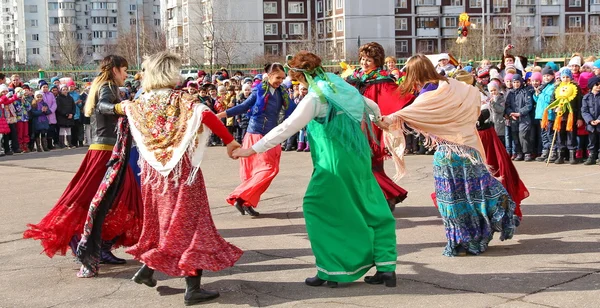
[23, 55, 143, 277]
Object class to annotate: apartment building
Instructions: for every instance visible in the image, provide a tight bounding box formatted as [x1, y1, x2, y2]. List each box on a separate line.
[1, 0, 160, 66]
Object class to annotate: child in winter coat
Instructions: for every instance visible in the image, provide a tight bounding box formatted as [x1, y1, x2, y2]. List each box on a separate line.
[581, 75, 600, 165]
[55, 84, 76, 149]
[0, 84, 21, 155]
[13, 86, 32, 153]
[29, 91, 52, 152]
[505, 74, 534, 161]
[533, 67, 557, 162]
[487, 82, 506, 144]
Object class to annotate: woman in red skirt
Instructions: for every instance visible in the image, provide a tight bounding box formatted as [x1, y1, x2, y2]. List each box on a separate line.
[346, 42, 414, 211]
[124, 51, 243, 306]
[23, 55, 143, 276]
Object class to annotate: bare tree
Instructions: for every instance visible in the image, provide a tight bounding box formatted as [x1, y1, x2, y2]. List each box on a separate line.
[52, 31, 85, 68]
[115, 20, 167, 67]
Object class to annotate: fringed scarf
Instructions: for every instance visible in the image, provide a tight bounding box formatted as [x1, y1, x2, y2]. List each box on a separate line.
[248, 79, 290, 117]
[77, 117, 132, 277]
[345, 68, 395, 94]
[384, 79, 486, 181]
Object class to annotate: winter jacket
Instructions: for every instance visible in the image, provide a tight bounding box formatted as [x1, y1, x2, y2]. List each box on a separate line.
[56, 93, 76, 127]
[1, 94, 19, 124]
[505, 85, 534, 130]
[581, 91, 600, 133]
[42, 91, 57, 124]
[533, 82, 556, 121]
[15, 96, 32, 122]
[69, 91, 82, 120]
[30, 101, 51, 132]
[488, 93, 506, 136]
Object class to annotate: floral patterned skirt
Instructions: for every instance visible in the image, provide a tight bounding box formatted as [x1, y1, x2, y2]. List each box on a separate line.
[126, 158, 243, 277]
[433, 145, 517, 257]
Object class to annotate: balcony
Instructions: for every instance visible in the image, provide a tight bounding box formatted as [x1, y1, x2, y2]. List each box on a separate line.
[515, 6, 536, 14]
[539, 5, 560, 14]
[512, 26, 534, 37]
[416, 5, 440, 15]
[442, 28, 457, 37]
[442, 6, 464, 15]
[417, 28, 440, 37]
[541, 26, 560, 35]
[591, 4, 600, 13]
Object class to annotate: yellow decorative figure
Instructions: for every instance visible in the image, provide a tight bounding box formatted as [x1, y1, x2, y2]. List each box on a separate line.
[456, 13, 471, 44]
[340, 61, 355, 79]
[542, 82, 577, 132]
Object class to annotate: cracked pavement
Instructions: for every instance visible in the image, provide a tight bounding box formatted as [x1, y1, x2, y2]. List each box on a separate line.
[1, 148, 599, 308]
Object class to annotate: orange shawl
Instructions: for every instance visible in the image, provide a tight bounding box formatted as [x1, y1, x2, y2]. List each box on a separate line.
[384, 79, 485, 181]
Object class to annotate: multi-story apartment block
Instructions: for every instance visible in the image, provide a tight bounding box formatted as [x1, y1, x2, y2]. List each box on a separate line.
[1, 0, 161, 66]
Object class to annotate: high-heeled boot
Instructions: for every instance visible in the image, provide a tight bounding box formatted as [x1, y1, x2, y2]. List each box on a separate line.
[132, 264, 157, 287]
[364, 271, 397, 287]
[305, 275, 338, 288]
[184, 270, 220, 306]
[100, 240, 126, 264]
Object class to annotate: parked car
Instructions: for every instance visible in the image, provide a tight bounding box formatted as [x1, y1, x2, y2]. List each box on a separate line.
[180, 69, 199, 81]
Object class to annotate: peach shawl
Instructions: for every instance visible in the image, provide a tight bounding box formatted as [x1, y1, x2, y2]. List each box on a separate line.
[384, 79, 485, 181]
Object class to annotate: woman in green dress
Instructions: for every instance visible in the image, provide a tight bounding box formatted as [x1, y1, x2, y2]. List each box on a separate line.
[233, 51, 398, 287]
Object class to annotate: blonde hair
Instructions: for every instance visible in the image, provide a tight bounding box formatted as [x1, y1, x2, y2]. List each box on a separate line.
[399, 54, 448, 95]
[585, 55, 597, 62]
[384, 56, 397, 63]
[141, 51, 182, 91]
[532, 66, 542, 73]
[84, 55, 128, 117]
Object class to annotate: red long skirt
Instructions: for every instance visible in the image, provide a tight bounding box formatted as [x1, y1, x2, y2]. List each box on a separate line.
[23, 149, 143, 257]
[126, 158, 243, 277]
[226, 133, 281, 208]
[371, 125, 408, 203]
[478, 127, 529, 218]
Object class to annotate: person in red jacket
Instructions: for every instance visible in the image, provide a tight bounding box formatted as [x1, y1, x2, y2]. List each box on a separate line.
[346, 42, 414, 211]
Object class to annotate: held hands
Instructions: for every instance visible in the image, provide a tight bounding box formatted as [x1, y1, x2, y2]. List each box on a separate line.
[226, 140, 241, 159]
[374, 116, 390, 131]
[232, 147, 256, 159]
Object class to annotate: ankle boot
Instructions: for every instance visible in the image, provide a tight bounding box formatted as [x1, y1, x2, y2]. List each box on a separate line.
[569, 150, 580, 165]
[100, 240, 126, 264]
[555, 151, 565, 164]
[584, 153, 598, 165]
[305, 275, 338, 287]
[364, 271, 397, 287]
[536, 149, 549, 162]
[244, 206, 260, 217]
[296, 142, 305, 152]
[132, 264, 157, 287]
[66, 135, 73, 148]
[184, 270, 220, 306]
[304, 142, 310, 152]
[233, 199, 246, 215]
[41, 138, 49, 151]
[35, 137, 43, 152]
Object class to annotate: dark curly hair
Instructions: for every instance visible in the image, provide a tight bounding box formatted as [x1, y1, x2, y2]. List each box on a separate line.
[287, 51, 323, 84]
[359, 42, 385, 68]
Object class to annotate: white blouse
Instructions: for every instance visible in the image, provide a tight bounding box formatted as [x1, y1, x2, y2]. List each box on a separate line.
[252, 92, 381, 153]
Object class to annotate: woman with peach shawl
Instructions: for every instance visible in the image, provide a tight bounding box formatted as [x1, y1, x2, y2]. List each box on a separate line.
[382, 55, 518, 256]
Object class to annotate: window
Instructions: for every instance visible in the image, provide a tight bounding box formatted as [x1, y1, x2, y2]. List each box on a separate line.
[469, 0, 482, 7]
[516, 0, 534, 4]
[77, 33, 83, 40]
[417, 40, 435, 53]
[395, 40, 408, 54]
[109, 17, 117, 23]
[515, 16, 534, 27]
[92, 2, 107, 9]
[395, 0, 407, 8]
[289, 22, 305, 35]
[288, 2, 304, 14]
[326, 20, 333, 33]
[569, 16, 582, 28]
[494, 0, 508, 7]
[107, 3, 117, 10]
[336, 19, 344, 31]
[130, 4, 137, 11]
[470, 17, 482, 27]
[31, 34, 39, 41]
[493, 17, 509, 29]
[317, 1, 323, 12]
[336, 0, 343, 9]
[569, 0, 581, 7]
[264, 2, 277, 14]
[28, 5, 38, 13]
[32, 48, 40, 55]
[317, 21, 324, 34]
[326, 0, 332, 11]
[451, 0, 462, 5]
[264, 23, 278, 35]
[108, 31, 117, 38]
[48, 2, 58, 10]
[443, 17, 457, 28]
[154, 19, 161, 26]
[130, 18, 136, 25]
[541, 0, 559, 4]
[59, 2, 74, 9]
[416, 0, 435, 5]
[395, 18, 408, 30]
[50, 17, 59, 25]
[591, 16, 600, 27]
[416, 17, 439, 28]
[592, 0, 600, 4]
[541, 16, 558, 26]
[265, 44, 279, 55]
[30, 20, 38, 27]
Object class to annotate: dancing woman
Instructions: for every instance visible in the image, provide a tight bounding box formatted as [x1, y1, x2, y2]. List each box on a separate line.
[346, 42, 413, 211]
[234, 51, 398, 287]
[382, 55, 518, 256]
[124, 51, 243, 306]
[217, 63, 295, 217]
[23, 55, 143, 275]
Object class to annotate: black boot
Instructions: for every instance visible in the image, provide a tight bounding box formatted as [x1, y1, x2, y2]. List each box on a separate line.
[132, 264, 157, 287]
[184, 270, 220, 306]
[364, 271, 397, 287]
[100, 240, 126, 264]
[536, 150, 549, 162]
[305, 275, 338, 287]
[569, 150, 580, 165]
[555, 151, 565, 165]
[244, 206, 260, 217]
[387, 199, 396, 212]
[584, 153, 598, 165]
[233, 199, 245, 215]
[41, 138, 49, 151]
[35, 137, 43, 152]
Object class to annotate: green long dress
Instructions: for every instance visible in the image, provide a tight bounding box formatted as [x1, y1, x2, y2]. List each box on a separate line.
[303, 95, 397, 282]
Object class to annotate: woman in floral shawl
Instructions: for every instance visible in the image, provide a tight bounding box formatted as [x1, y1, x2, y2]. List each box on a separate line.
[382, 55, 518, 257]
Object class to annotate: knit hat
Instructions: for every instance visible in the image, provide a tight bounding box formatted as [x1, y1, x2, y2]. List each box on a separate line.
[0, 84, 7, 93]
[454, 70, 474, 85]
[568, 56, 582, 67]
[546, 62, 559, 72]
[477, 68, 489, 78]
[243, 77, 252, 84]
[583, 62, 594, 70]
[487, 82, 500, 92]
[254, 74, 262, 80]
[542, 66, 555, 76]
[524, 71, 533, 81]
[463, 66, 473, 73]
[594, 59, 600, 69]
[530, 72, 543, 82]
[588, 75, 600, 90]
[504, 73, 514, 81]
[39, 80, 48, 87]
[438, 53, 450, 61]
[50, 76, 60, 84]
[560, 68, 573, 79]
[34, 90, 43, 97]
[579, 72, 594, 90]
[512, 74, 523, 82]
